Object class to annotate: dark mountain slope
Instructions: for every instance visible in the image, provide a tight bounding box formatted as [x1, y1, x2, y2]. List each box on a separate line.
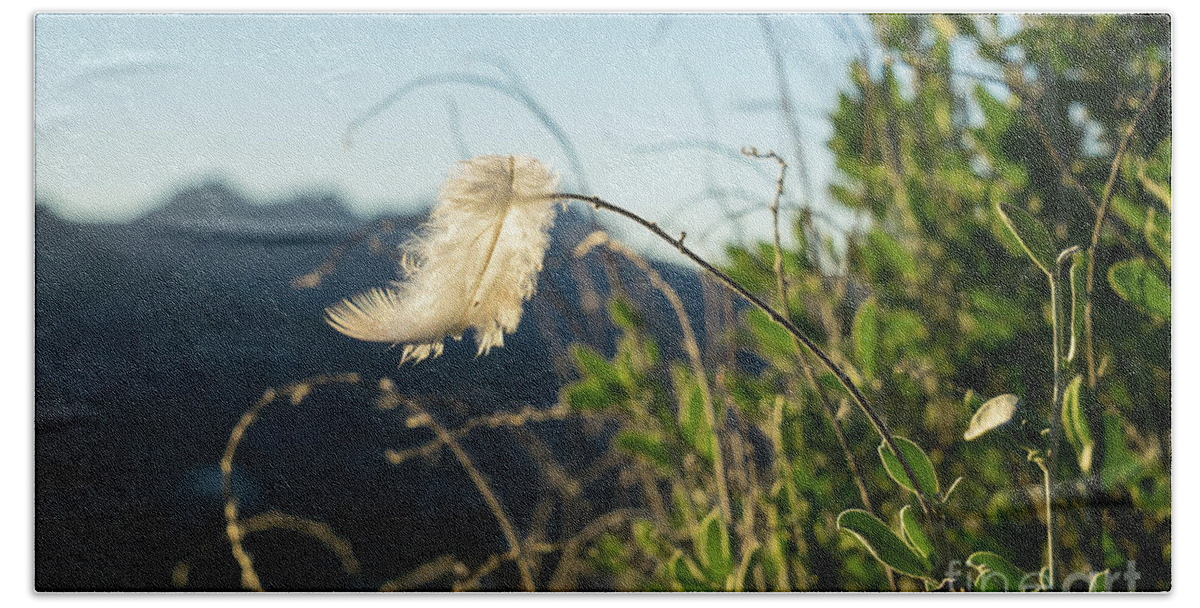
[35, 183, 709, 590]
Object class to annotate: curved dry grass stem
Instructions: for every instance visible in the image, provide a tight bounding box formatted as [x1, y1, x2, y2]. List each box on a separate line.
[550, 192, 938, 519]
[388, 387, 537, 591]
[454, 553, 505, 591]
[239, 511, 361, 577]
[575, 230, 732, 529]
[379, 555, 468, 591]
[744, 146, 895, 590]
[291, 218, 403, 290]
[343, 70, 590, 193]
[382, 401, 569, 466]
[220, 373, 361, 591]
[758, 16, 813, 206]
[547, 508, 642, 591]
[507, 424, 582, 500]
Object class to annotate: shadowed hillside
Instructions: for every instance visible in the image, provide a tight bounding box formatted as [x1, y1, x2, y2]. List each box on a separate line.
[35, 182, 710, 590]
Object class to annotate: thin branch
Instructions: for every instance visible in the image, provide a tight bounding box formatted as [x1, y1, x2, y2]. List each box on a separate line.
[547, 509, 643, 591]
[548, 192, 938, 518]
[743, 147, 894, 590]
[238, 511, 361, 577]
[380, 555, 468, 591]
[1083, 70, 1170, 387]
[453, 553, 504, 591]
[382, 401, 569, 467]
[343, 71, 589, 193]
[1028, 111, 1099, 211]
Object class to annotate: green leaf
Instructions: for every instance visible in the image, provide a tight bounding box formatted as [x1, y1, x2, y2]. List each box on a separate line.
[1144, 208, 1171, 269]
[836, 509, 930, 578]
[744, 308, 795, 367]
[673, 365, 715, 462]
[631, 519, 667, 558]
[865, 230, 919, 284]
[615, 429, 674, 472]
[964, 394, 1020, 441]
[967, 551, 1030, 592]
[563, 379, 613, 412]
[608, 296, 642, 331]
[571, 344, 621, 387]
[732, 543, 760, 592]
[1100, 411, 1142, 490]
[1135, 138, 1172, 209]
[878, 437, 940, 497]
[1109, 194, 1147, 229]
[590, 532, 627, 575]
[1089, 569, 1110, 592]
[1108, 258, 1170, 321]
[996, 202, 1056, 276]
[852, 296, 880, 379]
[693, 508, 732, 585]
[1060, 375, 1094, 474]
[755, 527, 788, 591]
[1139, 171, 1172, 209]
[879, 308, 929, 362]
[668, 552, 710, 591]
[898, 505, 934, 560]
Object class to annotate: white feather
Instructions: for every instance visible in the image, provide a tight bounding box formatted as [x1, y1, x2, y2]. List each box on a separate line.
[325, 155, 561, 364]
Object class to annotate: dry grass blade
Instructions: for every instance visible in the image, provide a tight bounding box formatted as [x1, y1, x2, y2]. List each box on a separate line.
[745, 146, 895, 589]
[239, 511, 361, 577]
[547, 508, 642, 591]
[291, 217, 404, 290]
[220, 373, 361, 591]
[574, 230, 733, 534]
[382, 382, 537, 591]
[379, 555, 469, 591]
[382, 401, 569, 466]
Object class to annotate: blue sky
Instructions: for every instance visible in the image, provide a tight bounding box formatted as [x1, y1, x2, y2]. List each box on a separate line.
[36, 13, 881, 258]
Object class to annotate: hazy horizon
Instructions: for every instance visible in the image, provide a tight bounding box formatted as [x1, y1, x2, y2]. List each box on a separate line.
[34, 13, 1006, 259]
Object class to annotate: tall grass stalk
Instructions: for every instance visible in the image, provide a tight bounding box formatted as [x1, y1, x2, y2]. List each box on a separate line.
[1044, 246, 1080, 587]
[220, 373, 361, 591]
[575, 231, 734, 533]
[389, 387, 538, 591]
[743, 147, 895, 589]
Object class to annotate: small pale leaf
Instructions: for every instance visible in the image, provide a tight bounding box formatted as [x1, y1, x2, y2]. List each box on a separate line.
[964, 394, 1020, 441]
[1061, 375, 1094, 474]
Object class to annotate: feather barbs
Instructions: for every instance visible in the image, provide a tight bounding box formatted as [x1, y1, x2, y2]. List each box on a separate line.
[325, 155, 562, 365]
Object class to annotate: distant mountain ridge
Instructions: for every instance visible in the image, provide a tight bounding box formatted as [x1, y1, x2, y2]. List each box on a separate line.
[136, 181, 365, 239]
